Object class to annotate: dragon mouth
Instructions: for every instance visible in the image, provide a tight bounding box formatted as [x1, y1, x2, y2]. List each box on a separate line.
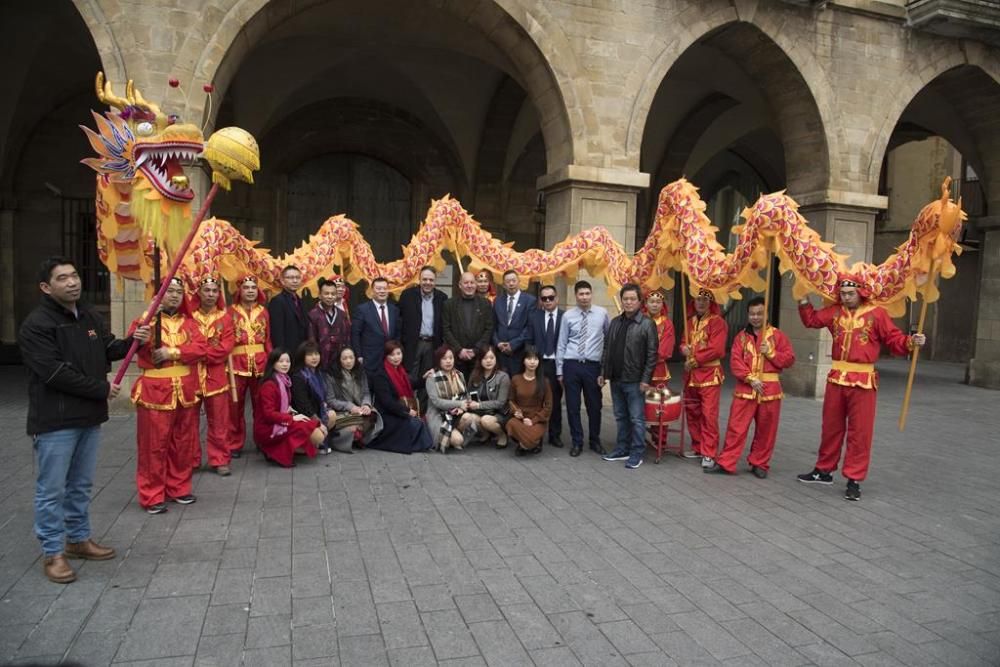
[134, 142, 202, 201]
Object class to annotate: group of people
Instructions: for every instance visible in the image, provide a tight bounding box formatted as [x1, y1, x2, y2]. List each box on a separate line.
[23, 254, 924, 583]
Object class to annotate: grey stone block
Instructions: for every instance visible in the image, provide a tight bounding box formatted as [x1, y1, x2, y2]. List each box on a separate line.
[421, 609, 480, 660]
[246, 613, 291, 648]
[376, 600, 428, 649]
[116, 595, 210, 662]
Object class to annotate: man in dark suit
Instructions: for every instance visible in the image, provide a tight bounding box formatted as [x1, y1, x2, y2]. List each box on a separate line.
[442, 271, 494, 378]
[493, 269, 537, 376]
[527, 284, 565, 447]
[351, 276, 401, 375]
[267, 265, 308, 354]
[398, 266, 447, 405]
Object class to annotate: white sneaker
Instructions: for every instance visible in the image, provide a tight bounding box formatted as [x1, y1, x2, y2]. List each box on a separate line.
[701, 457, 715, 468]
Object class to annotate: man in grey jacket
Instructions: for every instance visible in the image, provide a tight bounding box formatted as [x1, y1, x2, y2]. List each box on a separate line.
[600, 283, 658, 469]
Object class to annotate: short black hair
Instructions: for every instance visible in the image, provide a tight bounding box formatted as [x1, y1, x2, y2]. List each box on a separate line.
[38, 256, 76, 284]
[372, 276, 389, 287]
[574, 280, 592, 293]
[747, 296, 766, 310]
[619, 283, 641, 300]
[539, 284, 557, 295]
[281, 265, 301, 276]
[503, 269, 518, 280]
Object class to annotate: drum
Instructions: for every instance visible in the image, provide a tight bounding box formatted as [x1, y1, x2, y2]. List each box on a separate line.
[644, 389, 682, 425]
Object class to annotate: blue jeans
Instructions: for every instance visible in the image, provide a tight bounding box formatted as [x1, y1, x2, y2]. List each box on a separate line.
[611, 382, 646, 460]
[33, 426, 101, 556]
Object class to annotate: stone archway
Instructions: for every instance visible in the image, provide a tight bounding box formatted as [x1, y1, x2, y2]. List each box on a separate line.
[187, 0, 580, 171]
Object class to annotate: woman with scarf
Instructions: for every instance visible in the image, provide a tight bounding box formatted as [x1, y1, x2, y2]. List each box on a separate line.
[253, 348, 322, 467]
[326, 346, 382, 447]
[468, 344, 511, 448]
[506, 346, 553, 456]
[367, 340, 434, 454]
[425, 345, 477, 453]
[291, 341, 347, 454]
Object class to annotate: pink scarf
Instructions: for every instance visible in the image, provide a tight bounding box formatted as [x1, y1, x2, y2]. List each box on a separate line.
[270, 373, 292, 439]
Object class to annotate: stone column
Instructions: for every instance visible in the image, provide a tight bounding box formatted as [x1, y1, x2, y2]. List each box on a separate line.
[779, 192, 887, 398]
[968, 218, 1000, 389]
[537, 165, 649, 309]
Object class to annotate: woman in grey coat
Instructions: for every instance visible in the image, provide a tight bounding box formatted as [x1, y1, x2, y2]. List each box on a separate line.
[325, 347, 383, 448]
[425, 346, 476, 453]
[468, 344, 511, 448]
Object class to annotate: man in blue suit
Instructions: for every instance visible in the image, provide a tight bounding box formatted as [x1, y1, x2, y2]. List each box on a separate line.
[351, 276, 401, 376]
[526, 284, 565, 447]
[493, 270, 536, 376]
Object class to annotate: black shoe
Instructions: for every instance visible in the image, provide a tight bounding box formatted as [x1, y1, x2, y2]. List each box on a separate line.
[170, 495, 197, 505]
[797, 469, 833, 485]
[703, 463, 732, 475]
[845, 480, 861, 501]
[145, 503, 168, 515]
[569, 446, 582, 457]
[529, 445, 542, 455]
[514, 447, 526, 457]
[549, 436, 564, 448]
[751, 466, 768, 479]
[589, 442, 604, 454]
[230, 449, 242, 459]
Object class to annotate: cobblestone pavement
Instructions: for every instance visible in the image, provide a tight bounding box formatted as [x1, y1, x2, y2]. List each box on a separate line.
[0, 359, 998, 666]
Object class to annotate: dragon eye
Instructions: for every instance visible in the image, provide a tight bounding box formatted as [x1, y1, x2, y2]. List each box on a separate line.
[136, 121, 154, 136]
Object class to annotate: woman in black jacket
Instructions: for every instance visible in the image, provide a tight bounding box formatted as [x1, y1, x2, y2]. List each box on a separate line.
[367, 341, 434, 454]
[290, 341, 338, 454]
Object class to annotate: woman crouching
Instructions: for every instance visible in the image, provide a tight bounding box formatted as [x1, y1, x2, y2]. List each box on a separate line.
[506, 346, 552, 456]
[254, 348, 323, 467]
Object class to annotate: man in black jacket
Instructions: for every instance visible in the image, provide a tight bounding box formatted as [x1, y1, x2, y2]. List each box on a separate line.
[398, 266, 447, 406]
[600, 283, 658, 470]
[19, 256, 150, 583]
[442, 271, 494, 378]
[267, 265, 308, 354]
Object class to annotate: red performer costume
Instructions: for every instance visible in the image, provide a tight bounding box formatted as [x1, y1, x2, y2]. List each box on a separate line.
[645, 289, 675, 387]
[682, 290, 727, 462]
[714, 322, 795, 475]
[253, 374, 319, 467]
[228, 276, 271, 456]
[129, 278, 207, 511]
[190, 277, 235, 472]
[798, 274, 920, 500]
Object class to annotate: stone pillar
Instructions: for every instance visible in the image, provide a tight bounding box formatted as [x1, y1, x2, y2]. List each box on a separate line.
[537, 165, 649, 309]
[0, 196, 16, 347]
[968, 219, 1000, 389]
[780, 192, 887, 398]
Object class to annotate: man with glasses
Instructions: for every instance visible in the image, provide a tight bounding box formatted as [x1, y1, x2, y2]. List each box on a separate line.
[527, 285, 565, 447]
[268, 265, 308, 353]
[556, 281, 610, 457]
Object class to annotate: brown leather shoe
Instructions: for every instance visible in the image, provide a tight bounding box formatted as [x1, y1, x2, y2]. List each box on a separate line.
[65, 539, 116, 561]
[43, 554, 76, 583]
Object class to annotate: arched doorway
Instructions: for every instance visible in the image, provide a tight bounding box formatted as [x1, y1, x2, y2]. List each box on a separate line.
[0, 1, 105, 359]
[204, 0, 564, 284]
[637, 21, 828, 341]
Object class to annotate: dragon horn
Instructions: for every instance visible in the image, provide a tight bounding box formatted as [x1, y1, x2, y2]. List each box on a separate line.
[95, 72, 129, 110]
[126, 80, 136, 105]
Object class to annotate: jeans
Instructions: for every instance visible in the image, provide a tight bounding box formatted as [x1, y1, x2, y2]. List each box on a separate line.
[33, 426, 101, 556]
[611, 382, 646, 460]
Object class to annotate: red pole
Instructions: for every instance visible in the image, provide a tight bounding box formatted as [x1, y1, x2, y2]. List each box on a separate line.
[112, 183, 220, 385]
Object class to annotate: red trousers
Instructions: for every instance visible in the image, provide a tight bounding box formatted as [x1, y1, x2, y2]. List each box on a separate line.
[136, 405, 196, 507]
[229, 375, 260, 453]
[816, 383, 877, 481]
[200, 392, 232, 467]
[717, 397, 781, 472]
[685, 384, 721, 458]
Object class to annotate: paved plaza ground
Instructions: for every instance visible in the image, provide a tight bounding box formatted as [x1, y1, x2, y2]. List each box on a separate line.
[0, 359, 998, 666]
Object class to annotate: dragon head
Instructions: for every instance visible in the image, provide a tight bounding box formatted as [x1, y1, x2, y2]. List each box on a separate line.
[81, 73, 203, 202]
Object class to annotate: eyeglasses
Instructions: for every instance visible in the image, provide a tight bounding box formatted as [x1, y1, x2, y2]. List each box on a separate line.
[540, 295, 555, 302]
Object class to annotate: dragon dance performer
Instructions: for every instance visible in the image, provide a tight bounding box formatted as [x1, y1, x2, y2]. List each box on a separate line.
[228, 276, 271, 458]
[797, 275, 926, 501]
[644, 289, 675, 387]
[706, 297, 795, 477]
[129, 278, 207, 514]
[190, 277, 235, 476]
[679, 289, 727, 467]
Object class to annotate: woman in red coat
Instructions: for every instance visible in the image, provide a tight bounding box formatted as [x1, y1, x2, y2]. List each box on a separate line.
[253, 348, 321, 467]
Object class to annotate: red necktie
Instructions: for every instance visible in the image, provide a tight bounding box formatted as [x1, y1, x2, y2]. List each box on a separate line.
[379, 305, 389, 335]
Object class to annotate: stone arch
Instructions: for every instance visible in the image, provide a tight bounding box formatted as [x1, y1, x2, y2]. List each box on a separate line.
[186, 0, 582, 170]
[867, 54, 1000, 199]
[69, 0, 126, 83]
[627, 13, 835, 195]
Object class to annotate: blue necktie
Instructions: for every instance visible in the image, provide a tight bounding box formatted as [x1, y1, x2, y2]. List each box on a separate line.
[545, 313, 556, 357]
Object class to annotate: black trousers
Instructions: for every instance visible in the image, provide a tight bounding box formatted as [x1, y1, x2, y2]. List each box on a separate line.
[541, 358, 562, 442]
[562, 359, 602, 448]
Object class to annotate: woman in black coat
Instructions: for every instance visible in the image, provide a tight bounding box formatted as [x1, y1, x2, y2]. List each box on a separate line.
[367, 342, 433, 454]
